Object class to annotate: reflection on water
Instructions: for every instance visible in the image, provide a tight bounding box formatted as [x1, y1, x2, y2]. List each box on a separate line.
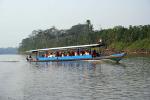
[0, 55, 150, 100]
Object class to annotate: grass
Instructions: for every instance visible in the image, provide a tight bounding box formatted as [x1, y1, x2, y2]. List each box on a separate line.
[108, 38, 150, 52]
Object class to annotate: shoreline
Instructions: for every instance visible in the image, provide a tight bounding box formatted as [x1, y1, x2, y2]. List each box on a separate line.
[102, 49, 150, 56]
[123, 50, 150, 56]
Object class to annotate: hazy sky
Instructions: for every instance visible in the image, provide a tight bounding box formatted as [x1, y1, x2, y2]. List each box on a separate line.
[0, 0, 150, 47]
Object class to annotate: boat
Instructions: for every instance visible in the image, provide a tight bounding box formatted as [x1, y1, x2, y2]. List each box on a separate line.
[26, 43, 126, 63]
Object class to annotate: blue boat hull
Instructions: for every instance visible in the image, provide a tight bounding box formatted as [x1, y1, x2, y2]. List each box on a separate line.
[37, 55, 93, 61]
[29, 53, 126, 63]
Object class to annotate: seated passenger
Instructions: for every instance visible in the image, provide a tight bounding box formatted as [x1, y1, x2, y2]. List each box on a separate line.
[53, 53, 56, 57]
[44, 53, 48, 57]
[62, 53, 64, 57]
[48, 53, 53, 57]
[80, 53, 82, 56]
[71, 51, 75, 56]
[75, 52, 77, 56]
[85, 51, 89, 55]
[56, 51, 59, 57]
[77, 49, 80, 55]
[67, 53, 70, 56]
[81, 50, 85, 55]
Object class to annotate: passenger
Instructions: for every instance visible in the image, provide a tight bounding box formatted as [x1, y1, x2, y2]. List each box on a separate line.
[56, 51, 59, 57]
[89, 50, 92, 55]
[81, 50, 85, 55]
[59, 51, 62, 57]
[64, 52, 67, 56]
[26, 55, 32, 61]
[85, 51, 89, 55]
[48, 53, 53, 57]
[71, 51, 75, 56]
[26, 56, 29, 61]
[29, 55, 32, 59]
[67, 53, 69, 56]
[42, 54, 45, 57]
[74, 51, 77, 56]
[53, 53, 56, 57]
[44, 53, 48, 57]
[47, 52, 50, 57]
[92, 49, 97, 57]
[80, 52, 82, 56]
[68, 51, 71, 56]
[77, 49, 80, 55]
[62, 53, 64, 57]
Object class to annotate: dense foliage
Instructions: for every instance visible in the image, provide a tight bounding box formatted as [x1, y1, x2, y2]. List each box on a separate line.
[18, 20, 150, 52]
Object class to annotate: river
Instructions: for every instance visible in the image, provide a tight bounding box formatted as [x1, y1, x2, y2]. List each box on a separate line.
[0, 55, 150, 100]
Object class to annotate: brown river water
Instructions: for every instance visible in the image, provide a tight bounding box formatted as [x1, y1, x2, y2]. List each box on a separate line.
[0, 55, 150, 100]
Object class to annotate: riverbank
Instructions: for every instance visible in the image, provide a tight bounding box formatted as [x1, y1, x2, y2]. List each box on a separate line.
[126, 51, 150, 56]
[102, 48, 150, 56]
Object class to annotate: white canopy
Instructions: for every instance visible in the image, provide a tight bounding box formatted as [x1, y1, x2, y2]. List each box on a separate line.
[26, 43, 100, 53]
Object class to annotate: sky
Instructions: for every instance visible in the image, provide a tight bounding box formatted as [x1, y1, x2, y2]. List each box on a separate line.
[0, 0, 150, 48]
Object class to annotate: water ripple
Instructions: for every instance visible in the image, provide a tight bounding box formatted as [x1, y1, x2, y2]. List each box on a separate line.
[0, 55, 150, 100]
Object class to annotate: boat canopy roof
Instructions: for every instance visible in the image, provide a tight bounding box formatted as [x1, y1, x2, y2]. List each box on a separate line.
[26, 43, 100, 53]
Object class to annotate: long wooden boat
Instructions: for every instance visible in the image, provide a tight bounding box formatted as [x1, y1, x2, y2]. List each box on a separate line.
[26, 43, 126, 63]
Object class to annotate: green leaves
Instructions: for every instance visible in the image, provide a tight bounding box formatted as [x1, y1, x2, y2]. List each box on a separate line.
[18, 20, 150, 53]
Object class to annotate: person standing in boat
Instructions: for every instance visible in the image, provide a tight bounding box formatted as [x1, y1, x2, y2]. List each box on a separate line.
[26, 55, 32, 61]
[92, 49, 97, 57]
[26, 56, 29, 61]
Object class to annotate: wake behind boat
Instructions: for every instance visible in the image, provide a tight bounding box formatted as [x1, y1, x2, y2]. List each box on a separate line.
[26, 42, 126, 63]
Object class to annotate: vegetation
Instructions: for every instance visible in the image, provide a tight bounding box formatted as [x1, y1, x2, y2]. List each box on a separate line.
[18, 20, 150, 53]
